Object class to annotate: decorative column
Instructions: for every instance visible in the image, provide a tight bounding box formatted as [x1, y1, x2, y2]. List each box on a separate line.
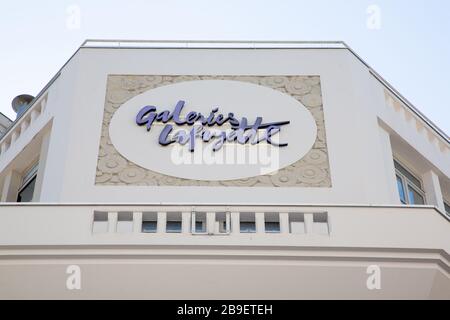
[108, 212, 118, 233]
[423, 170, 445, 212]
[255, 212, 265, 234]
[1, 170, 22, 202]
[133, 211, 143, 233]
[182, 212, 191, 234]
[231, 212, 240, 235]
[157, 212, 166, 234]
[378, 127, 400, 204]
[206, 212, 216, 234]
[279, 212, 290, 234]
[32, 131, 51, 201]
[304, 213, 314, 234]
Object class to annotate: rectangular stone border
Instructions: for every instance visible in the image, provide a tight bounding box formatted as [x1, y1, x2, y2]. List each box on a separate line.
[96, 75, 331, 188]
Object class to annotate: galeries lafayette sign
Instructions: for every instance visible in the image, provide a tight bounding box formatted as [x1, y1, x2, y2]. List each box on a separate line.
[135, 100, 290, 152]
[109, 80, 317, 181]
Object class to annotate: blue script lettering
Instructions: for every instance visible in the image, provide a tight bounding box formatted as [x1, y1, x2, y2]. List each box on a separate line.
[136, 100, 289, 152]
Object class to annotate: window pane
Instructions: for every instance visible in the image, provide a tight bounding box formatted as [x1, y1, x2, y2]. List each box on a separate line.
[195, 221, 206, 233]
[193, 213, 207, 233]
[142, 221, 157, 233]
[166, 221, 182, 233]
[445, 202, 450, 216]
[219, 221, 227, 233]
[240, 222, 256, 233]
[17, 176, 36, 203]
[215, 212, 229, 234]
[265, 222, 280, 233]
[394, 160, 422, 189]
[93, 212, 108, 234]
[396, 175, 407, 204]
[22, 163, 39, 186]
[408, 186, 425, 205]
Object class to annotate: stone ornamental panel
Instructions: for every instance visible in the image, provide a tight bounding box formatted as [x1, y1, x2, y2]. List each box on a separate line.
[96, 75, 332, 187]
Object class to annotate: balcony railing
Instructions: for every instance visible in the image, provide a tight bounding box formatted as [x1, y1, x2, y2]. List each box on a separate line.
[0, 204, 449, 253]
[0, 93, 48, 157]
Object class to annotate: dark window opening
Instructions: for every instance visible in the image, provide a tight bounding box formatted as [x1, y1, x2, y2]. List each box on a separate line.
[142, 221, 157, 233]
[17, 176, 36, 203]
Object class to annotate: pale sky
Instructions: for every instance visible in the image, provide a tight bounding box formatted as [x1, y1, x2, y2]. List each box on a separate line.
[1, 0, 449, 134]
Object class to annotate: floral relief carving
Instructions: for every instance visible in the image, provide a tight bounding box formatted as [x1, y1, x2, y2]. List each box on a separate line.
[96, 75, 332, 187]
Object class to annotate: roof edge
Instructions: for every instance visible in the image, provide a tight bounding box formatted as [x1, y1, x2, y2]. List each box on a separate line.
[80, 39, 448, 143]
[0, 112, 12, 123]
[1, 40, 448, 144]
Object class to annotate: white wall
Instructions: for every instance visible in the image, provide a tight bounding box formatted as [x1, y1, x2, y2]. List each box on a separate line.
[26, 47, 448, 204]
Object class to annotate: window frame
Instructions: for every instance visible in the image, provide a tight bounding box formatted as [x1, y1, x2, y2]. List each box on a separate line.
[265, 221, 281, 233]
[166, 220, 182, 233]
[17, 162, 39, 203]
[396, 174, 407, 204]
[142, 221, 158, 233]
[394, 158, 426, 205]
[215, 212, 231, 235]
[444, 201, 450, 217]
[191, 212, 208, 235]
[240, 221, 256, 233]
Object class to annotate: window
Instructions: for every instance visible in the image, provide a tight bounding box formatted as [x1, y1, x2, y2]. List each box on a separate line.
[289, 213, 305, 234]
[195, 221, 204, 232]
[17, 163, 38, 203]
[192, 212, 207, 234]
[445, 202, 450, 217]
[166, 221, 182, 233]
[240, 213, 256, 233]
[265, 222, 280, 233]
[142, 221, 157, 233]
[142, 212, 158, 233]
[264, 213, 280, 233]
[240, 222, 256, 233]
[93, 212, 108, 234]
[117, 212, 133, 233]
[313, 212, 329, 235]
[396, 175, 407, 204]
[394, 160, 425, 205]
[214, 212, 230, 234]
[191, 212, 230, 234]
[166, 212, 182, 233]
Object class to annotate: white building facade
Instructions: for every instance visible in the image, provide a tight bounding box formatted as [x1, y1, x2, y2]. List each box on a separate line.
[0, 41, 449, 299]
